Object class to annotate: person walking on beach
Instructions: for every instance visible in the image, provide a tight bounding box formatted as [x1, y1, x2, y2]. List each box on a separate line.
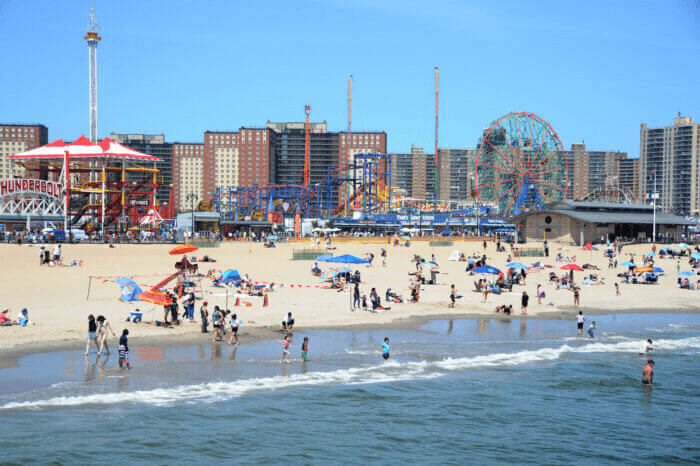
[449, 284, 456, 308]
[118, 329, 130, 369]
[96, 315, 115, 356]
[642, 360, 654, 385]
[537, 284, 543, 305]
[211, 306, 224, 342]
[615, 283, 620, 296]
[301, 337, 309, 362]
[377, 337, 390, 361]
[200, 301, 209, 333]
[353, 282, 361, 310]
[482, 280, 489, 302]
[228, 313, 240, 346]
[575, 311, 585, 335]
[84, 314, 100, 356]
[521, 291, 529, 317]
[573, 286, 580, 308]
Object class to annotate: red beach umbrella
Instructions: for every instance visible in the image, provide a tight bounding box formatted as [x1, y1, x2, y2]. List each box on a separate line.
[560, 263, 584, 271]
[169, 244, 199, 255]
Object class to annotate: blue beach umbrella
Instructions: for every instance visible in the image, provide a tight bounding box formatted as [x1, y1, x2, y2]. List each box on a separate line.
[327, 254, 370, 264]
[678, 271, 695, 277]
[315, 254, 334, 262]
[506, 262, 527, 270]
[653, 267, 665, 274]
[320, 269, 339, 280]
[473, 265, 501, 275]
[690, 253, 700, 261]
[221, 270, 241, 282]
[620, 261, 635, 267]
[267, 235, 278, 241]
[677, 243, 689, 249]
[115, 278, 142, 302]
[644, 252, 656, 257]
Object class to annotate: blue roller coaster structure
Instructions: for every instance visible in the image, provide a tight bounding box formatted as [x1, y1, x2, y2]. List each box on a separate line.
[212, 152, 392, 221]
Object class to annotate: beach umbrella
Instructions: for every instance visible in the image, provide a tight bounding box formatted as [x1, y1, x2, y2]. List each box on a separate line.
[473, 265, 501, 274]
[320, 269, 339, 280]
[136, 289, 172, 306]
[401, 235, 411, 240]
[635, 267, 654, 273]
[678, 271, 695, 277]
[677, 243, 689, 249]
[221, 270, 241, 282]
[653, 267, 665, 274]
[327, 254, 370, 264]
[115, 277, 143, 302]
[690, 253, 700, 261]
[506, 262, 527, 269]
[561, 263, 584, 271]
[267, 235, 278, 241]
[620, 261, 635, 267]
[603, 246, 614, 251]
[169, 244, 198, 255]
[644, 252, 656, 257]
[315, 254, 334, 262]
[334, 266, 352, 274]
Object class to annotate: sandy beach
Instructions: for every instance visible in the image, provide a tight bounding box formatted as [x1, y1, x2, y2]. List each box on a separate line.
[1, 238, 698, 362]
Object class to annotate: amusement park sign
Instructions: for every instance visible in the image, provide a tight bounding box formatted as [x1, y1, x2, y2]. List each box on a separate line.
[0, 178, 63, 198]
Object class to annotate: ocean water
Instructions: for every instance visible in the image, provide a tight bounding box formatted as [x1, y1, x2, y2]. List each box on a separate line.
[1, 313, 699, 464]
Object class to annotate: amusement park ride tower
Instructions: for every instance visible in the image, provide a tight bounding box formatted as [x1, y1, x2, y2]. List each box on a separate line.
[84, 9, 101, 143]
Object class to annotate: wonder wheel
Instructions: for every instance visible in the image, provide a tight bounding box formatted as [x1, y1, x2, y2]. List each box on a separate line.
[475, 112, 567, 214]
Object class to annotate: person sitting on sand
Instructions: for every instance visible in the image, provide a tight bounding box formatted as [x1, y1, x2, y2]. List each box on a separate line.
[0, 309, 14, 326]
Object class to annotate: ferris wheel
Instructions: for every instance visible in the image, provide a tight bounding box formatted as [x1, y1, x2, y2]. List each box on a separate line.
[475, 112, 568, 214]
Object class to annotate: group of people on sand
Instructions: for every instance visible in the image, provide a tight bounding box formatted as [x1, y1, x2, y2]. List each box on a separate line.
[0, 308, 32, 326]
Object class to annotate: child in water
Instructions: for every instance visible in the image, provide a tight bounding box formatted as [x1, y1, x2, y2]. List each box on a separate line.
[275, 335, 291, 363]
[118, 329, 130, 369]
[587, 321, 597, 338]
[301, 337, 309, 362]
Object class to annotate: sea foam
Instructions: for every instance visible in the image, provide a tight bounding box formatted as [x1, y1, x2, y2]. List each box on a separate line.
[2, 336, 698, 411]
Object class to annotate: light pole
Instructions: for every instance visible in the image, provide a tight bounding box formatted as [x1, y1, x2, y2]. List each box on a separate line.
[187, 193, 196, 239]
[651, 166, 658, 244]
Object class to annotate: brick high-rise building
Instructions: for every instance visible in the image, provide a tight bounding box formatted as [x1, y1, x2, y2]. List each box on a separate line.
[640, 114, 700, 215]
[172, 142, 205, 212]
[567, 143, 629, 202]
[0, 124, 48, 179]
[619, 157, 640, 201]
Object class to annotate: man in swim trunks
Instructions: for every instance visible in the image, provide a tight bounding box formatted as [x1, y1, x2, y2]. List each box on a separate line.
[377, 337, 390, 361]
[575, 311, 585, 335]
[642, 360, 654, 385]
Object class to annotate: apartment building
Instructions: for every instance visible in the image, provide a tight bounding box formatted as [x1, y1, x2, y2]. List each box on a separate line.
[0, 124, 49, 179]
[639, 114, 700, 215]
[172, 143, 205, 211]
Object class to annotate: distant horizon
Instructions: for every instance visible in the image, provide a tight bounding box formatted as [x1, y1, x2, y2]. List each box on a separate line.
[1, 1, 698, 158]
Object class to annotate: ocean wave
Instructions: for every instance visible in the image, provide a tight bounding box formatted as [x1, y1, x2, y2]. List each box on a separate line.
[2, 336, 698, 411]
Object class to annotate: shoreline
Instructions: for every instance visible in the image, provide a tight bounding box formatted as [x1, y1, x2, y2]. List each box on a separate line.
[2, 306, 697, 369]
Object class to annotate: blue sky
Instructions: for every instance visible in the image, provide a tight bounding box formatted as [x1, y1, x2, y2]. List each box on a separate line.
[1, 0, 698, 157]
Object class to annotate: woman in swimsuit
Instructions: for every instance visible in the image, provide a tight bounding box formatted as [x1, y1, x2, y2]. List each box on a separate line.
[96, 315, 115, 356]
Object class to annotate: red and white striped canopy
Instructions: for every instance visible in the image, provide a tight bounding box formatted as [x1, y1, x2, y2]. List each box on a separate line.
[7, 135, 160, 161]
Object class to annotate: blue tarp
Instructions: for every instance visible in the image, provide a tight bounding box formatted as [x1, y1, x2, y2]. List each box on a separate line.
[326, 254, 370, 264]
[115, 278, 142, 302]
